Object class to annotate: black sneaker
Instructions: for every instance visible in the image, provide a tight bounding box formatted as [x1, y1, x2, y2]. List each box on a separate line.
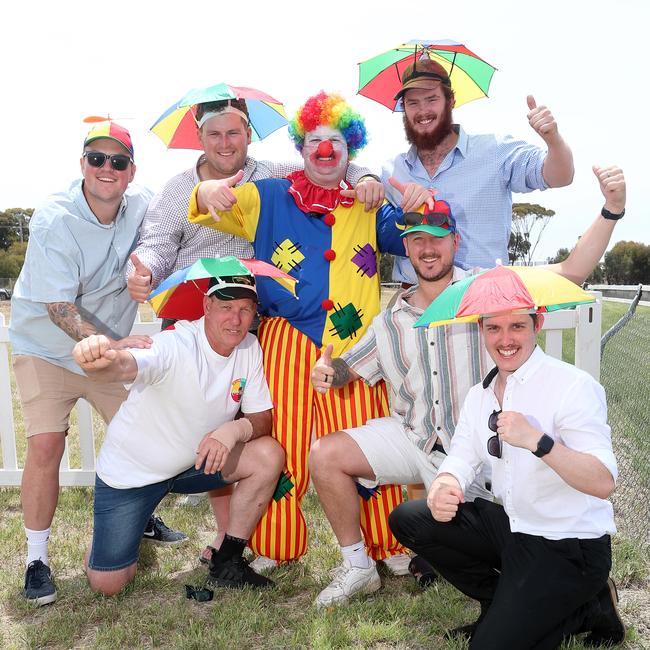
[207, 554, 274, 589]
[24, 560, 57, 606]
[584, 578, 626, 647]
[142, 515, 188, 545]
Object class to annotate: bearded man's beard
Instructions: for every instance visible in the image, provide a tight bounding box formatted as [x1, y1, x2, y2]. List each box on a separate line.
[412, 256, 455, 283]
[403, 104, 454, 150]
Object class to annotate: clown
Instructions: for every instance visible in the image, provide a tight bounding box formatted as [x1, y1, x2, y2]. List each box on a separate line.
[188, 92, 431, 568]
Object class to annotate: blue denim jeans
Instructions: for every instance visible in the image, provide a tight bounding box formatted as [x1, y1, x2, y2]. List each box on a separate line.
[89, 465, 230, 571]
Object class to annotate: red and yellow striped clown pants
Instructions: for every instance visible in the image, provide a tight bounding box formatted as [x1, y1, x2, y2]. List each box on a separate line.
[249, 317, 406, 562]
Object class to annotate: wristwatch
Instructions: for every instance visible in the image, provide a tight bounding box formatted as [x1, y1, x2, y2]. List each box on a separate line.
[533, 434, 555, 458]
[601, 206, 625, 220]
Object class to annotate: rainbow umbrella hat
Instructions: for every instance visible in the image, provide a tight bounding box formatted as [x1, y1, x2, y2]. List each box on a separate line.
[150, 83, 288, 149]
[414, 266, 596, 329]
[148, 257, 297, 321]
[358, 39, 497, 112]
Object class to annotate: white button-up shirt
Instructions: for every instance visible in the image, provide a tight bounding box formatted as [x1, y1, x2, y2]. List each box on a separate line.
[439, 346, 617, 540]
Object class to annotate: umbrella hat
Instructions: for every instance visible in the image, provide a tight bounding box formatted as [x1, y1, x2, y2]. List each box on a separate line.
[358, 39, 497, 111]
[148, 257, 297, 321]
[150, 83, 288, 149]
[414, 266, 596, 328]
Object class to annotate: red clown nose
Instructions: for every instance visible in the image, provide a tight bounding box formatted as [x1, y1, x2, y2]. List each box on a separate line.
[316, 140, 334, 157]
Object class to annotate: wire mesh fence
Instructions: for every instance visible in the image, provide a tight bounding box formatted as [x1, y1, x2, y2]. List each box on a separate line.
[601, 289, 650, 550]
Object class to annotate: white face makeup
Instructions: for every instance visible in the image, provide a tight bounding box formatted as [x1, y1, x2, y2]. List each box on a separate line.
[302, 125, 349, 188]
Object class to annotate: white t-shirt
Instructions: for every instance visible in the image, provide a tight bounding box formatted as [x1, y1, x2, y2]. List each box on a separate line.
[96, 317, 273, 489]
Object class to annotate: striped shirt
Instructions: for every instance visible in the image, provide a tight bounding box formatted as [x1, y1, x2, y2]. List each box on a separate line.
[129, 155, 374, 287]
[342, 267, 493, 453]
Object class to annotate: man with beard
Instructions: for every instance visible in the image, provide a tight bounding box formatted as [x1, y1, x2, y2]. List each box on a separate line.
[188, 92, 429, 575]
[308, 165, 624, 607]
[384, 58, 574, 285]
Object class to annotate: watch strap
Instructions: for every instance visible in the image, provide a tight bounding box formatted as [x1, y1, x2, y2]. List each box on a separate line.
[601, 206, 625, 220]
[533, 433, 555, 458]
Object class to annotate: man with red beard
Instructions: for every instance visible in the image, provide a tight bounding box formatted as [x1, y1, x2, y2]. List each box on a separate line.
[384, 58, 574, 285]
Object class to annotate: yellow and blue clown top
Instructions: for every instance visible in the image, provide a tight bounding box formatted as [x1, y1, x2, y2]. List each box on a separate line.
[189, 173, 407, 357]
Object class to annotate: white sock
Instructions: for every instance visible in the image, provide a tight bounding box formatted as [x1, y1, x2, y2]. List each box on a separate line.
[26, 527, 50, 567]
[340, 541, 372, 569]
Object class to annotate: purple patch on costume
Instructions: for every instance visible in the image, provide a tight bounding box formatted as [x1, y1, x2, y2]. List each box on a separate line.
[351, 243, 377, 277]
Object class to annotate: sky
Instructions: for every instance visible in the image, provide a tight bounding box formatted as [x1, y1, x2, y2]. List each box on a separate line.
[1, 0, 648, 261]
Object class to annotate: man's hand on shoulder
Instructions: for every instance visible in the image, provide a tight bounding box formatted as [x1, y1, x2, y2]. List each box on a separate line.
[340, 176, 385, 212]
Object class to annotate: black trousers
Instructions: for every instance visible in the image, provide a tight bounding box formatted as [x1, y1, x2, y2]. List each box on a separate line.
[389, 498, 611, 650]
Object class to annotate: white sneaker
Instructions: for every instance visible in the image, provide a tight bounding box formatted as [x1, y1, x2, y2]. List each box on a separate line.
[315, 559, 381, 608]
[382, 553, 412, 576]
[249, 555, 279, 573]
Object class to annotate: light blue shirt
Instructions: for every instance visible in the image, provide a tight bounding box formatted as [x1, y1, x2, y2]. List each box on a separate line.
[9, 179, 152, 374]
[382, 126, 548, 282]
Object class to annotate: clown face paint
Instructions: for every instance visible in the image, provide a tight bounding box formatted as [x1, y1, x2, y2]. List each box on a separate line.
[302, 126, 349, 188]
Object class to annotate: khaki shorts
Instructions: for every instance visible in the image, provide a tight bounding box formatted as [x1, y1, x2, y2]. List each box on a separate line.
[13, 355, 128, 437]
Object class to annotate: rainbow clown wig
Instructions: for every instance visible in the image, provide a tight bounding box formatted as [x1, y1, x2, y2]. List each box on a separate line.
[288, 91, 368, 159]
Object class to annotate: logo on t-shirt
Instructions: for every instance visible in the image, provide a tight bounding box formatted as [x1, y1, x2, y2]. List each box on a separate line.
[230, 378, 247, 402]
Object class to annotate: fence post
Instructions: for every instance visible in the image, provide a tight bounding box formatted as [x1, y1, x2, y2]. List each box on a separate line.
[574, 292, 602, 381]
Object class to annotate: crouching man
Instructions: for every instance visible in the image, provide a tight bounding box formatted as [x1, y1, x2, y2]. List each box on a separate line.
[389, 306, 625, 648]
[72, 272, 284, 595]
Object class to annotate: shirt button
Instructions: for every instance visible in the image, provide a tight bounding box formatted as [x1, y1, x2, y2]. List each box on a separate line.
[436, 426, 441, 431]
[324, 248, 336, 261]
[429, 341, 435, 346]
[435, 400, 439, 405]
[432, 371, 438, 376]
[321, 299, 334, 311]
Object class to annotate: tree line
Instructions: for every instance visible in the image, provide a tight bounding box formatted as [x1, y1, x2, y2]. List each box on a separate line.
[1, 206, 648, 286]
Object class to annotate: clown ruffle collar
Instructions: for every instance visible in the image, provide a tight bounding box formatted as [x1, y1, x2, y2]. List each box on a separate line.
[287, 171, 354, 214]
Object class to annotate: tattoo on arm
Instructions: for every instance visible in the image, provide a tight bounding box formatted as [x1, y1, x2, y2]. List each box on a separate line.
[331, 358, 352, 387]
[47, 302, 98, 342]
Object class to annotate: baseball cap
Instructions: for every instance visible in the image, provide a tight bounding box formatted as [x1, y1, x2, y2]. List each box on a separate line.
[206, 274, 258, 302]
[83, 122, 134, 158]
[401, 199, 457, 238]
[394, 58, 451, 101]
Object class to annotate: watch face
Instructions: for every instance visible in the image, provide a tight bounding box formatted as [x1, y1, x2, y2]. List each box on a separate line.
[534, 434, 555, 457]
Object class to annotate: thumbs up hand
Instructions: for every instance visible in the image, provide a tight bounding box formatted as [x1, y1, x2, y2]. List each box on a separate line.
[526, 95, 559, 142]
[197, 169, 244, 220]
[311, 344, 335, 394]
[128, 253, 153, 303]
[388, 176, 436, 212]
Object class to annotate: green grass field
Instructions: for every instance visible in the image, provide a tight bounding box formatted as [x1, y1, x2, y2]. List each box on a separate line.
[1, 298, 648, 649]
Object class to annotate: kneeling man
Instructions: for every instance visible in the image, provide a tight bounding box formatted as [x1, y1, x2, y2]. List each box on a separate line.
[72, 272, 284, 596]
[389, 309, 625, 648]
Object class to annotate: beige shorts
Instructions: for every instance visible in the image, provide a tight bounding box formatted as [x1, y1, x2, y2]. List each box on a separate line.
[13, 355, 128, 437]
[344, 415, 493, 502]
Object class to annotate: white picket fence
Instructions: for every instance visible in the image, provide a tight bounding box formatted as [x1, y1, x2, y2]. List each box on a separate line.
[0, 296, 602, 487]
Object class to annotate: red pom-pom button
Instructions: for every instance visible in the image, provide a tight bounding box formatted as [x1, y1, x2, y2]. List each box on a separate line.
[321, 299, 334, 311]
[324, 249, 336, 261]
[324, 214, 336, 226]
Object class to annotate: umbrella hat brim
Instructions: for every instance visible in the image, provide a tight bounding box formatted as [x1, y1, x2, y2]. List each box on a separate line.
[414, 266, 595, 328]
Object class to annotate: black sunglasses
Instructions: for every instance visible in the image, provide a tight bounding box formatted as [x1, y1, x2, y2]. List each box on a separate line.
[404, 211, 452, 228]
[83, 151, 133, 171]
[487, 409, 502, 458]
